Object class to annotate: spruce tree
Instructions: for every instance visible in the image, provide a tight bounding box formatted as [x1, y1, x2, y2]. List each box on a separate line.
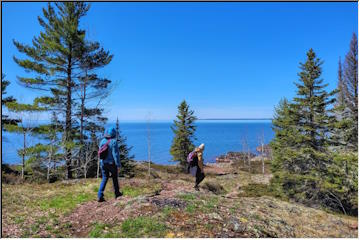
[170, 100, 197, 172]
[342, 33, 358, 151]
[291, 48, 336, 172]
[116, 118, 135, 178]
[271, 49, 337, 205]
[270, 98, 299, 173]
[1, 74, 19, 129]
[331, 58, 352, 151]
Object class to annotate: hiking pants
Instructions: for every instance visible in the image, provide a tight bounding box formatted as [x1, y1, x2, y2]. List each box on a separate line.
[98, 162, 120, 199]
[195, 167, 205, 187]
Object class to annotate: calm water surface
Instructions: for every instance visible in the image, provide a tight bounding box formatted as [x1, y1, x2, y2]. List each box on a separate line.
[2, 120, 274, 165]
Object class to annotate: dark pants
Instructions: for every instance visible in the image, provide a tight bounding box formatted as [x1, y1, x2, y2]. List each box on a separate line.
[195, 167, 205, 187]
[190, 164, 205, 187]
[98, 163, 120, 199]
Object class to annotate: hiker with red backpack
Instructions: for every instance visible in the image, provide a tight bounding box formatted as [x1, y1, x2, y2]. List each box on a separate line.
[187, 143, 206, 191]
[97, 127, 122, 202]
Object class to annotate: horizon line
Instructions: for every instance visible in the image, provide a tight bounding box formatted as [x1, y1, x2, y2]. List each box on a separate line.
[198, 118, 273, 120]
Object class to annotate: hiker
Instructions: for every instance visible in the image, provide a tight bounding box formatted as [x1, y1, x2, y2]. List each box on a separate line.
[97, 127, 122, 202]
[188, 143, 206, 191]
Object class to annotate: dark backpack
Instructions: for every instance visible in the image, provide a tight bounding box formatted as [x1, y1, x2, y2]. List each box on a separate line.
[98, 139, 111, 160]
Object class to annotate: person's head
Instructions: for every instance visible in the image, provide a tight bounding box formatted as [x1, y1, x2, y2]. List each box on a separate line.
[104, 127, 117, 139]
[195, 143, 205, 152]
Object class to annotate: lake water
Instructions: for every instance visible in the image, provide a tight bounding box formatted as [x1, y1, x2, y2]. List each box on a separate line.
[2, 120, 274, 165]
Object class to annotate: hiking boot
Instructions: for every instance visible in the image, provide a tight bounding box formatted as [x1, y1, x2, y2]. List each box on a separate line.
[98, 197, 106, 202]
[115, 192, 123, 199]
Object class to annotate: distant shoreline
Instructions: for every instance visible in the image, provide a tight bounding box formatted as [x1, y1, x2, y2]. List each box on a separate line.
[199, 118, 273, 121]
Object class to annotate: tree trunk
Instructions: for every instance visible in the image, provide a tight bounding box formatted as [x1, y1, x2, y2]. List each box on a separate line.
[65, 49, 73, 179]
[47, 157, 51, 181]
[97, 157, 100, 179]
[262, 143, 265, 174]
[147, 121, 151, 179]
[22, 130, 25, 179]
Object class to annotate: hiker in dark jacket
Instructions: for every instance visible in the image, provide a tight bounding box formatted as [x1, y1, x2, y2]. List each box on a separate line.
[97, 127, 122, 202]
[189, 143, 206, 191]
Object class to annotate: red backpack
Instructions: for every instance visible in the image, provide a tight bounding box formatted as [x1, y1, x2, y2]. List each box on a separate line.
[98, 139, 111, 160]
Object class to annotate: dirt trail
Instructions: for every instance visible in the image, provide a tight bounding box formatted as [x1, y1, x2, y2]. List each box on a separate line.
[62, 179, 195, 237]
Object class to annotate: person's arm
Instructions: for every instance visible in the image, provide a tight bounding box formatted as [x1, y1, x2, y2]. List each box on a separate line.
[198, 152, 204, 172]
[112, 140, 121, 168]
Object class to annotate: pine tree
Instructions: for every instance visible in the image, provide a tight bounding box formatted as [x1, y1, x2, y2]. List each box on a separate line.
[12, 2, 111, 179]
[116, 118, 135, 178]
[4, 101, 45, 179]
[1, 74, 19, 129]
[170, 100, 197, 172]
[342, 33, 358, 151]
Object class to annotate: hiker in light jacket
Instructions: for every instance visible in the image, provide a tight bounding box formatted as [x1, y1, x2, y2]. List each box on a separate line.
[189, 143, 206, 191]
[98, 127, 122, 202]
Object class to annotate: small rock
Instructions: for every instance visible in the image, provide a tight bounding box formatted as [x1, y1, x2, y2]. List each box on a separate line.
[225, 191, 239, 199]
[228, 217, 247, 233]
[267, 202, 276, 208]
[208, 212, 223, 221]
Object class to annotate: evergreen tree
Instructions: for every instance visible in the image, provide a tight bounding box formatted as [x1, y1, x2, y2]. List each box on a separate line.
[270, 98, 299, 173]
[116, 118, 135, 178]
[270, 49, 338, 207]
[331, 58, 352, 151]
[291, 48, 336, 172]
[342, 33, 358, 151]
[13, 3, 113, 179]
[75, 41, 113, 178]
[4, 101, 45, 179]
[1, 74, 19, 129]
[170, 100, 197, 172]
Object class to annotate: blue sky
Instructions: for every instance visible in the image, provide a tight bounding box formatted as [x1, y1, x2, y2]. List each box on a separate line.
[2, 2, 358, 121]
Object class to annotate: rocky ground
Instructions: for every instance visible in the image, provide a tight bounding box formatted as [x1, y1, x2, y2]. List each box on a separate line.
[2, 161, 358, 238]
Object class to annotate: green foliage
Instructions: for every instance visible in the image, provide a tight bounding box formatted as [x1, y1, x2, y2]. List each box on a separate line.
[320, 152, 358, 215]
[239, 183, 280, 198]
[170, 100, 197, 171]
[1, 73, 19, 129]
[13, 3, 113, 180]
[333, 33, 358, 151]
[121, 216, 167, 238]
[116, 118, 135, 178]
[270, 48, 357, 215]
[185, 203, 196, 213]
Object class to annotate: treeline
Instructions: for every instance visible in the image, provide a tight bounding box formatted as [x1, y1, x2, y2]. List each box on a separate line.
[271, 34, 358, 215]
[2, 2, 134, 182]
